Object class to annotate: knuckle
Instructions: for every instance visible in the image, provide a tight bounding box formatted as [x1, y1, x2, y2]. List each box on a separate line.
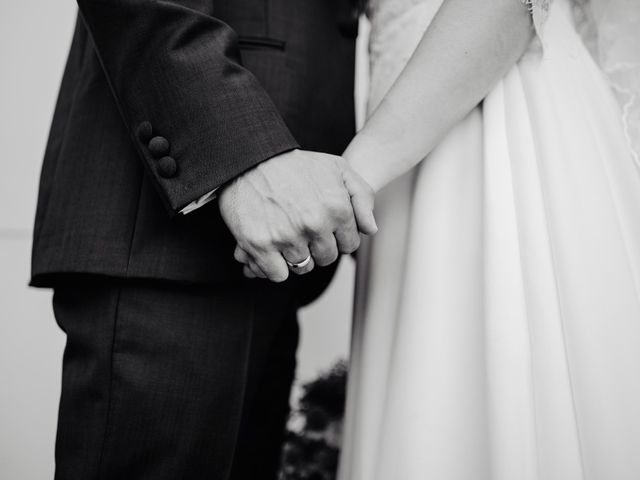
[340, 236, 361, 254]
[334, 205, 352, 224]
[273, 232, 298, 250]
[234, 248, 243, 262]
[315, 250, 338, 267]
[246, 232, 271, 252]
[237, 241, 254, 257]
[248, 264, 261, 276]
[315, 257, 330, 267]
[303, 213, 327, 236]
[325, 195, 350, 217]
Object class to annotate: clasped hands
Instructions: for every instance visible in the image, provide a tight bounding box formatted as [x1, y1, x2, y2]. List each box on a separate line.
[219, 149, 377, 282]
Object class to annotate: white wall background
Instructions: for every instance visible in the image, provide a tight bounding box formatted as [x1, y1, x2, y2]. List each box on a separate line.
[0, 4, 369, 479]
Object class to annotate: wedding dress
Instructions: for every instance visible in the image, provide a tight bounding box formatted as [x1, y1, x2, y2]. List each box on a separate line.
[339, 1, 640, 479]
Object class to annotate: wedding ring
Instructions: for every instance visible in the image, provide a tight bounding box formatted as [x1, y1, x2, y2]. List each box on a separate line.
[285, 255, 312, 269]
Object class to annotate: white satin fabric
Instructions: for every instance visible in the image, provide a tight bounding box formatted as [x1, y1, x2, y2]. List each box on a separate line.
[339, 1, 640, 479]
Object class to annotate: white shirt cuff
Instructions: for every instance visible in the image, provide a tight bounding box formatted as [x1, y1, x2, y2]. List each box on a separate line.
[179, 188, 218, 215]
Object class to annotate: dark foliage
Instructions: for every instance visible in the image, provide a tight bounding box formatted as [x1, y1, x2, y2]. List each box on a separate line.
[279, 362, 348, 480]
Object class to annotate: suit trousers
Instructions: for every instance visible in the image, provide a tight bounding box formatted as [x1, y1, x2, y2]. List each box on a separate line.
[52, 276, 299, 480]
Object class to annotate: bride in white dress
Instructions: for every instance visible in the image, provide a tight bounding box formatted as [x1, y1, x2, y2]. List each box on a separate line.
[339, 0, 640, 479]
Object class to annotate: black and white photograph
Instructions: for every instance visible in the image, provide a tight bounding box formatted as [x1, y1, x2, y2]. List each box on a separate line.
[1, 0, 639, 479]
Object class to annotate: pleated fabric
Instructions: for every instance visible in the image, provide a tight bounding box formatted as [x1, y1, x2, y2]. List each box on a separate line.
[339, 1, 640, 479]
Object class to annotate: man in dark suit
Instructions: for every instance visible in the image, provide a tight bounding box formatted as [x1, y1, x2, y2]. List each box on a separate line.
[31, 1, 374, 478]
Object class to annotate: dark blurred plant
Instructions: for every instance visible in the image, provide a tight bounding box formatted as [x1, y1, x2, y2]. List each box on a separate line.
[279, 361, 348, 480]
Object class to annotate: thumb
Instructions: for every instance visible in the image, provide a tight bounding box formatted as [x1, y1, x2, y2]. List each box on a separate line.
[343, 168, 378, 236]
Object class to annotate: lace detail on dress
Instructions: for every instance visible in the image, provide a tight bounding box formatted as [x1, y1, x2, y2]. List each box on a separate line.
[572, 0, 640, 166]
[523, 0, 552, 37]
[367, 0, 639, 166]
[524, 0, 639, 167]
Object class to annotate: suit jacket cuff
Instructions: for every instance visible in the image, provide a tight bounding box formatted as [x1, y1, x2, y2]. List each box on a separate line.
[77, 0, 300, 216]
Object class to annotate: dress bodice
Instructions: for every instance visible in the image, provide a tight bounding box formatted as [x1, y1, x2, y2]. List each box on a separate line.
[365, 0, 552, 112]
[366, 0, 639, 164]
[366, 0, 443, 111]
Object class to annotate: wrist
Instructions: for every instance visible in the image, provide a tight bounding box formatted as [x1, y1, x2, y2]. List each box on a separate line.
[343, 135, 389, 193]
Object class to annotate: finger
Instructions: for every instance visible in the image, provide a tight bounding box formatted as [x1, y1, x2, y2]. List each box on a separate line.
[248, 261, 267, 279]
[286, 255, 316, 275]
[286, 254, 315, 275]
[234, 245, 251, 265]
[334, 213, 361, 255]
[252, 250, 290, 283]
[236, 245, 266, 278]
[281, 242, 315, 275]
[309, 234, 339, 267]
[343, 169, 378, 235]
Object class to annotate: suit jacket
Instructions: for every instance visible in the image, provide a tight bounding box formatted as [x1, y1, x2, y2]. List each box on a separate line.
[31, 0, 359, 297]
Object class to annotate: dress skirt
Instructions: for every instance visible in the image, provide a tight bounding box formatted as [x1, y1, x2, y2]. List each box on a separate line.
[339, 1, 640, 479]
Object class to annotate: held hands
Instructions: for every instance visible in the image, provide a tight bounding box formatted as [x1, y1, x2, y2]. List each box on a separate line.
[218, 149, 377, 282]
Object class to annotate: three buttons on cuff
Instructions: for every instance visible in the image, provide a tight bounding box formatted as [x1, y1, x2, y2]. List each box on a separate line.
[148, 136, 169, 157]
[137, 121, 178, 179]
[157, 156, 177, 178]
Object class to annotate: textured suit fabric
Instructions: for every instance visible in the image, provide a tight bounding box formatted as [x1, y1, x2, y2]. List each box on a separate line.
[53, 278, 299, 480]
[33, 1, 360, 478]
[31, 0, 358, 289]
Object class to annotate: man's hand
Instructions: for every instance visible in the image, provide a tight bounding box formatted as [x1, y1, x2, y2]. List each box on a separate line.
[218, 149, 377, 282]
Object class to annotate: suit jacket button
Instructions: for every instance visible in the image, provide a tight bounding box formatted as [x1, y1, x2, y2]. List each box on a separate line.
[148, 136, 170, 157]
[157, 156, 177, 178]
[136, 121, 153, 142]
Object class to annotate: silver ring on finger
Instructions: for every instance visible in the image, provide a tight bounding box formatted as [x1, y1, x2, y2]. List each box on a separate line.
[285, 255, 312, 270]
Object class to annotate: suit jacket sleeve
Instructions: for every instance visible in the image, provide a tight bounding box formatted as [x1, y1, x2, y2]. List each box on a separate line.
[76, 0, 300, 215]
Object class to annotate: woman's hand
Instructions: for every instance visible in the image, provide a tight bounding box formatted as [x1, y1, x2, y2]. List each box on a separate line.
[219, 150, 377, 282]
